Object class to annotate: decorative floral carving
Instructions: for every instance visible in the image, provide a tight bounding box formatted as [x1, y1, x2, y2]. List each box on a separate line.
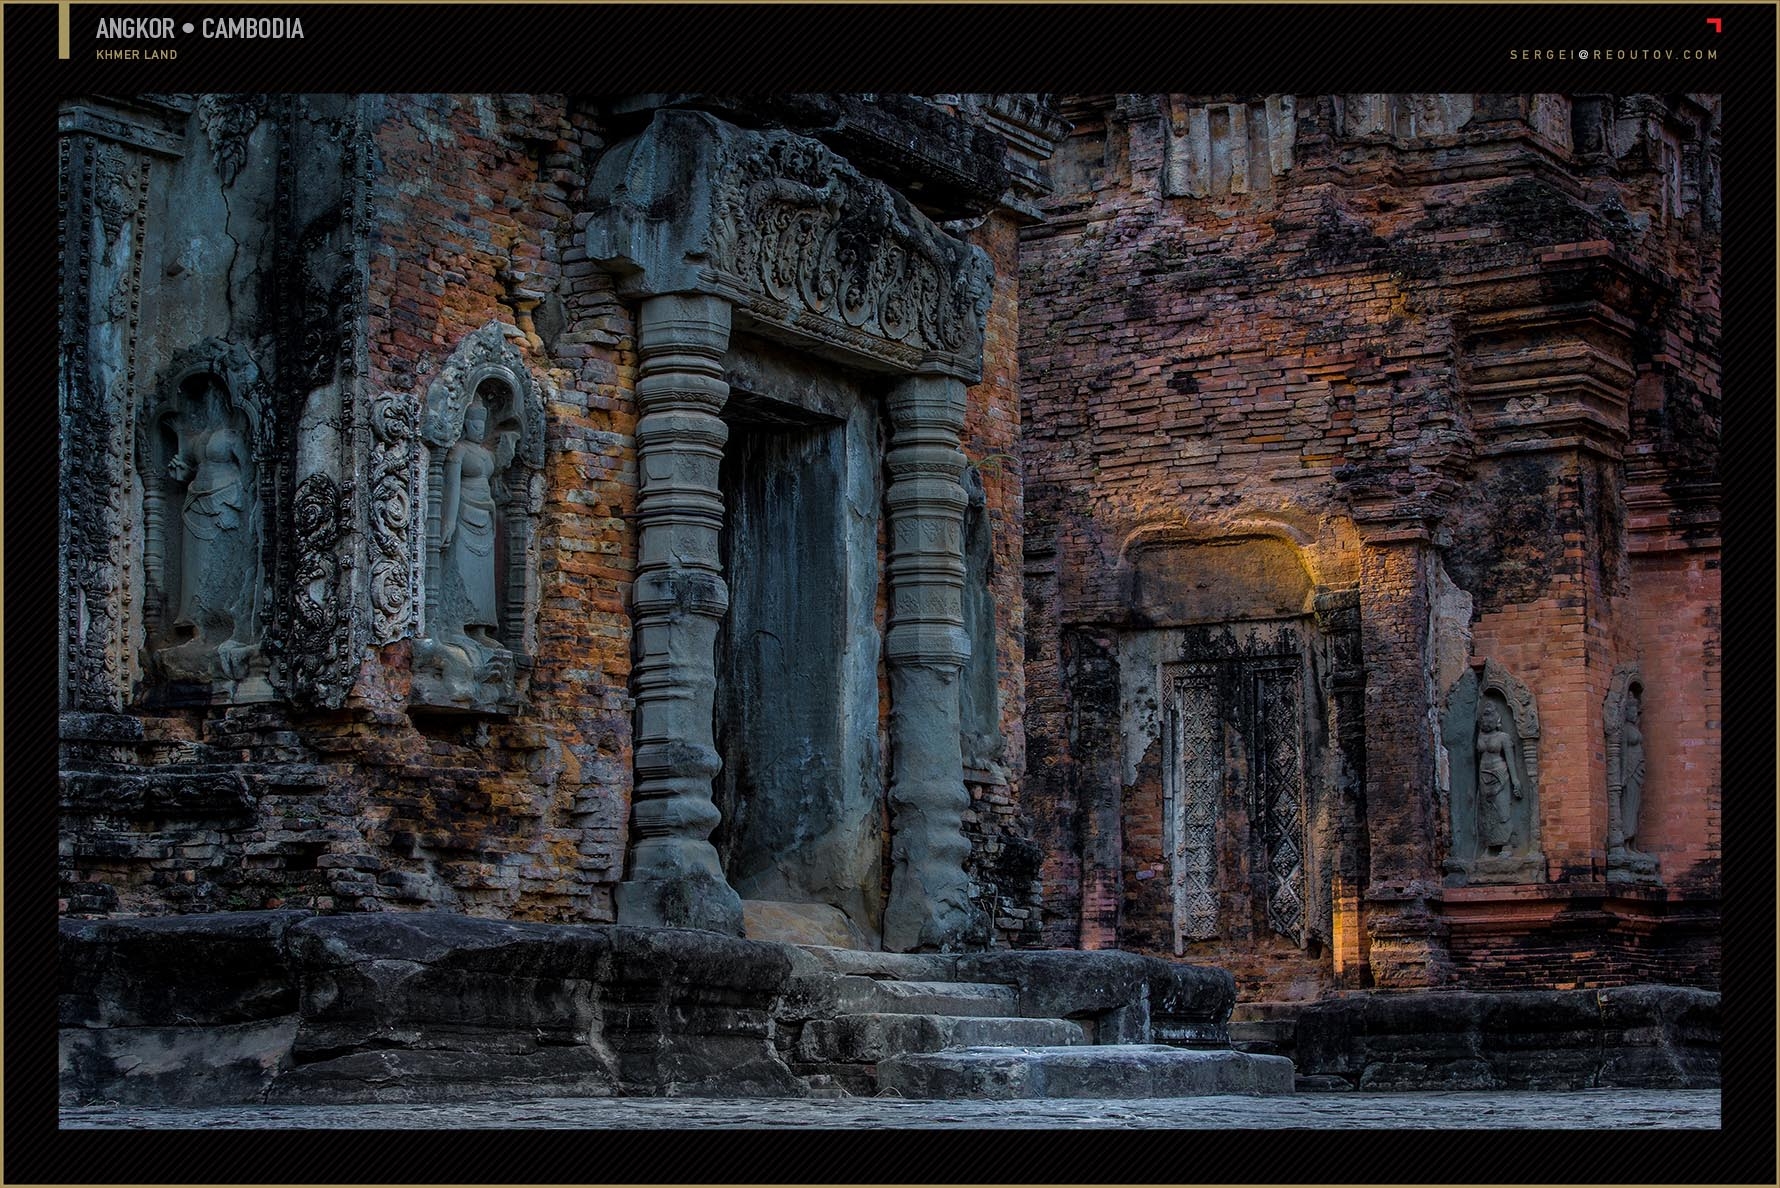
[196, 94, 267, 187]
[281, 473, 352, 705]
[368, 390, 417, 644]
[92, 143, 139, 240]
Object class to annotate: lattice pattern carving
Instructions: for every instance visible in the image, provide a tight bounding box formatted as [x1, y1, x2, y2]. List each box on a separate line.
[1254, 665, 1308, 944]
[1168, 665, 1221, 950]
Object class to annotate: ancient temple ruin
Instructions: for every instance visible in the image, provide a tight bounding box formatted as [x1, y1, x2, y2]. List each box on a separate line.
[58, 93, 1721, 1102]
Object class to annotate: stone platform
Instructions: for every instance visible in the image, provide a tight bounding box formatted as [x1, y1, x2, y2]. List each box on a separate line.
[1291, 985, 1720, 1090]
[59, 910, 1264, 1106]
[60, 910, 1717, 1106]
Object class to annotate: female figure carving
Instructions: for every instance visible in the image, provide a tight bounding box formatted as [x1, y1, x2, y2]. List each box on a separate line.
[438, 402, 503, 649]
[165, 384, 256, 670]
[1475, 699, 1521, 857]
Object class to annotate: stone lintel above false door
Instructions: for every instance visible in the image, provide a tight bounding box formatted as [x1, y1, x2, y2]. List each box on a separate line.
[583, 107, 994, 384]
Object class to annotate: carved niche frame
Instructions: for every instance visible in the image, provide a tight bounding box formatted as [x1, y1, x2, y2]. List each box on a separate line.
[410, 322, 546, 712]
[134, 338, 276, 702]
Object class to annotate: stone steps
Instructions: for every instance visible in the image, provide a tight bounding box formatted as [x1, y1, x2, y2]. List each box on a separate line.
[1228, 1018, 1297, 1056]
[795, 1013, 1085, 1064]
[876, 1044, 1295, 1100]
[832, 976, 1019, 1018]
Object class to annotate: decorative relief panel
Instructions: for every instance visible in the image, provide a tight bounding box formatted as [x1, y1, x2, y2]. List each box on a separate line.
[60, 115, 160, 710]
[1163, 95, 1296, 199]
[1341, 94, 1475, 140]
[1163, 628, 1314, 953]
[367, 387, 419, 645]
[1253, 663, 1307, 944]
[195, 93, 268, 188]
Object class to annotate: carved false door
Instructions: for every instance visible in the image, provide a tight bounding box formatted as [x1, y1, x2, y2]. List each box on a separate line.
[1164, 637, 1309, 955]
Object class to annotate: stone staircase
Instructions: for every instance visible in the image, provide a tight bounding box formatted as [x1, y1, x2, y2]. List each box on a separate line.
[1228, 1001, 1302, 1059]
[776, 946, 1293, 1100]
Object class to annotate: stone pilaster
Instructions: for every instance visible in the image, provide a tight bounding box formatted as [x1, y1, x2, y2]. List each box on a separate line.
[882, 373, 977, 951]
[615, 293, 743, 935]
[1357, 527, 1452, 987]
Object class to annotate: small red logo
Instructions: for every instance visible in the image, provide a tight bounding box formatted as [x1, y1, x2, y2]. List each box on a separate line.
[1706, 17, 1722, 32]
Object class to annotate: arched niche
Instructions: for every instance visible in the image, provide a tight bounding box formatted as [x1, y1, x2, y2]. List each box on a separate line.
[411, 322, 545, 714]
[135, 339, 274, 701]
[1441, 659, 1544, 884]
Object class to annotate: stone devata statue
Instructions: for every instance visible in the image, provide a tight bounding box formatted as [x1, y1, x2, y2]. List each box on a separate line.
[1604, 665, 1658, 881]
[1474, 700, 1523, 858]
[141, 359, 268, 695]
[1439, 660, 1543, 885]
[411, 321, 545, 715]
[437, 402, 512, 654]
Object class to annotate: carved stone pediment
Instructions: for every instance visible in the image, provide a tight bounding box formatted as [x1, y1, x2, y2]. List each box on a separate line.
[585, 109, 993, 382]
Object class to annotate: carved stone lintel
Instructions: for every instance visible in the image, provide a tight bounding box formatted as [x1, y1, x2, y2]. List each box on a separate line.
[614, 293, 744, 936]
[586, 109, 993, 383]
[881, 373, 977, 952]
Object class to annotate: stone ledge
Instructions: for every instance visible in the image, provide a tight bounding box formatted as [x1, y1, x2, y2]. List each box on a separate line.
[1293, 985, 1719, 1090]
[876, 1045, 1293, 1100]
[59, 911, 801, 1106]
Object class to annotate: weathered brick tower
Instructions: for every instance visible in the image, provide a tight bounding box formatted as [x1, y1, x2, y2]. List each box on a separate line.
[1018, 94, 1720, 998]
[60, 94, 1719, 1008]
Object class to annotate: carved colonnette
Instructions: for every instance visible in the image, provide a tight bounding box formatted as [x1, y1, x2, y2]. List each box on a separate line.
[881, 374, 978, 950]
[586, 108, 992, 946]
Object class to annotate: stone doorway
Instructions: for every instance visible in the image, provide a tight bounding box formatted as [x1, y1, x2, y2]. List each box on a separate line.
[712, 369, 885, 949]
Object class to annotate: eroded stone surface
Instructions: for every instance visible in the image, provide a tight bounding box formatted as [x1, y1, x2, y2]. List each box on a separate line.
[1293, 985, 1720, 1090]
[59, 1088, 1723, 1129]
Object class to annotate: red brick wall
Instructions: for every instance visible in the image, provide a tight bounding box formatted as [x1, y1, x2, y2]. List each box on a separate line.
[960, 211, 1044, 948]
[353, 94, 637, 921]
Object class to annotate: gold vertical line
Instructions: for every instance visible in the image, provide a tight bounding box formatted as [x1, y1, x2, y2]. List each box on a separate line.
[59, 1, 72, 58]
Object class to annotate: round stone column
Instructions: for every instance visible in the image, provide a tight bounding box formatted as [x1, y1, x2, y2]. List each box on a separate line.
[882, 372, 977, 952]
[616, 293, 744, 935]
